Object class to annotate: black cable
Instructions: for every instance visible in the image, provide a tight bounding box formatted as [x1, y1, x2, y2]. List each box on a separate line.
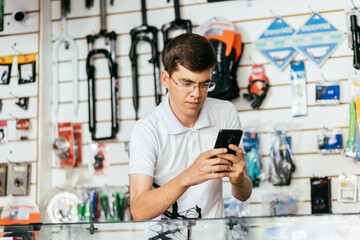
[243, 79, 269, 109]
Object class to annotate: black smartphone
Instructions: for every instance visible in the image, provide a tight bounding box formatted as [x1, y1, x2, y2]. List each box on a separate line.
[214, 129, 243, 155]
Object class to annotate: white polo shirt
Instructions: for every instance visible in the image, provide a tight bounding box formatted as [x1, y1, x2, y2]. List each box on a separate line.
[129, 94, 241, 219]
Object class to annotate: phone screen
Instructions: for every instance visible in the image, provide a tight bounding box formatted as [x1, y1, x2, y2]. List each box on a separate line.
[214, 129, 243, 155]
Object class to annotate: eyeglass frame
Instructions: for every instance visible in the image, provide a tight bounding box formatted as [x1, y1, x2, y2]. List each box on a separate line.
[168, 74, 216, 93]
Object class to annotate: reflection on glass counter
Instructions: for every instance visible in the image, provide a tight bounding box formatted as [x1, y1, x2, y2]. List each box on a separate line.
[1, 213, 360, 239]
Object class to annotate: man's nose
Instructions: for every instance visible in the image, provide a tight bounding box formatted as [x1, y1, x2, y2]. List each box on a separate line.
[190, 85, 201, 97]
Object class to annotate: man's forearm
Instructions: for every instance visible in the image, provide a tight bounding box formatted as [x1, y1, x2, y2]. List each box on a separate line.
[231, 175, 252, 201]
[131, 174, 189, 220]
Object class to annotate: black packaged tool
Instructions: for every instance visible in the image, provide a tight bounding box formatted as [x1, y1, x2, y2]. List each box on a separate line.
[18, 54, 36, 84]
[311, 177, 332, 214]
[0, 56, 14, 85]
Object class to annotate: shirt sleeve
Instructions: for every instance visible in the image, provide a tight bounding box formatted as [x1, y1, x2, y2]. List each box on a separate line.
[226, 102, 241, 129]
[128, 120, 158, 177]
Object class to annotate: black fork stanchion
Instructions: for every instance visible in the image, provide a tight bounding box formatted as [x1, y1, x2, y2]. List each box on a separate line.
[86, 0, 119, 140]
[161, 0, 192, 63]
[130, 0, 161, 120]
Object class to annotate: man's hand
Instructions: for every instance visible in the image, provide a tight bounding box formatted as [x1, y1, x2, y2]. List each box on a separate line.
[220, 144, 252, 201]
[181, 148, 232, 187]
[225, 144, 247, 184]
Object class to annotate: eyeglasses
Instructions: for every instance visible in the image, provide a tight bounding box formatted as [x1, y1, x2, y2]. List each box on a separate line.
[169, 75, 216, 93]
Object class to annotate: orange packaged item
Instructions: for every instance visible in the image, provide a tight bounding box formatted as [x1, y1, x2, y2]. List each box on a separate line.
[57, 122, 75, 167]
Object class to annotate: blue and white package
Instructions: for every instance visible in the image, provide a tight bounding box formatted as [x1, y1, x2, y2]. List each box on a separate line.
[253, 17, 297, 70]
[315, 81, 340, 105]
[292, 13, 344, 67]
[317, 128, 343, 154]
[290, 61, 308, 117]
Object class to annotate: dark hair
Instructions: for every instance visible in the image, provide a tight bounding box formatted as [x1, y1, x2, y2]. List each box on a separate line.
[164, 33, 216, 76]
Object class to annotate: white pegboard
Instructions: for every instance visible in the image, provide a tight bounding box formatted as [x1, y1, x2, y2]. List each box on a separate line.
[45, 0, 360, 224]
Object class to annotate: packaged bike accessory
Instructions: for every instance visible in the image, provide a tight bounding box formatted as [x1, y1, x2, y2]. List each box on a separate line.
[292, 12, 344, 67]
[338, 173, 357, 202]
[47, 191, 79, 223]
[311, 177, 332, 214]
[53, 122, 75, 167]
[0, 99, 3, 112]
[0, 163, 7, 196]
[0, 197, 40, 225]
[73, 123, 82, 167]
[90, 143, 109, 175]
[78, 189, 92, 222]
[253, 16, 297, 70]
[270, 198, 296, 216]
[6, 162, 31, 196]
[0, 120, 8, 144]
[347, 73, 360, 158]
[316, 80, 340, 105]
[17, 54, 36, 84]
[15, 97, 29, 110]
[16, 118, 31, 141]
[0, 56, 14, 85]
[269, 130, 295, 186]
[223, 194, 248, 217]
[243, 64, 269, 109]
[243, 131, 262, 187]
[317, 128, 343, 154]
[346, 100, 356, 158]
[290, 61, 307, 117]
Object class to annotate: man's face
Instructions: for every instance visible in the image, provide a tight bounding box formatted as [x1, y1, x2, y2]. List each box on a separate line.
[161, 65, 213, 126]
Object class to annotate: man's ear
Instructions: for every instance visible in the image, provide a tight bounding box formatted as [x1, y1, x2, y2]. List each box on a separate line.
[160, 70, 169, 89]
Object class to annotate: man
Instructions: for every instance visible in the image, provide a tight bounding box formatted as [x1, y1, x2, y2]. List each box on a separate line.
[129, 33, 252, 223]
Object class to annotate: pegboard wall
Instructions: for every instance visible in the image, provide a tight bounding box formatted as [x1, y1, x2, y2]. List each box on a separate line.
[0, 0, 40, 206]
[44, 0, 358, 229]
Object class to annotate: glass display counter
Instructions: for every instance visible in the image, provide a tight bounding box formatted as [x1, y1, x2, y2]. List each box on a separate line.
[1, 213, 360, 239]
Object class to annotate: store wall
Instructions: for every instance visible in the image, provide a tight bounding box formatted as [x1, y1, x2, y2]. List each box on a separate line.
[0, 0, 40, 206]
[47, 0, 357, 222]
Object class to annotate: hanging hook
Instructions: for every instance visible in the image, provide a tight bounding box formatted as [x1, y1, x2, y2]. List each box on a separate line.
[249, 56, 258, 65]
[11, 43, 23, 55]
[320, 73, 328, 82]
[352, 0, 359, 10]
[9, 92, 18, 98]
[308, 5, 315, 13]
[8, 113, 18, 119]
[270, 9, 277, 18]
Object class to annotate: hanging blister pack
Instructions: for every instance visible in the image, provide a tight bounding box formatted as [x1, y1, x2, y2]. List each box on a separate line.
[16, 118, 31, 141]
[0, 120, 8, 144]
[347, 72, 360, 158]
[0, 56, 13, 85]
[316, 80, 340, 105]
[90, 143, 109, 175]
[17, 54, 36, 84]
[269, 130, 295, 186]
[338, 173, 357, 202]
[317, 128, 343, 154]
[290, 61, 307, 117]
[311, 177, 332, 214]
[243, 132, 262, 187]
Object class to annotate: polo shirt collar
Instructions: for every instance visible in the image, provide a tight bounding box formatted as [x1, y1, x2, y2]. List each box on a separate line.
[159, 94, 214, 135]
